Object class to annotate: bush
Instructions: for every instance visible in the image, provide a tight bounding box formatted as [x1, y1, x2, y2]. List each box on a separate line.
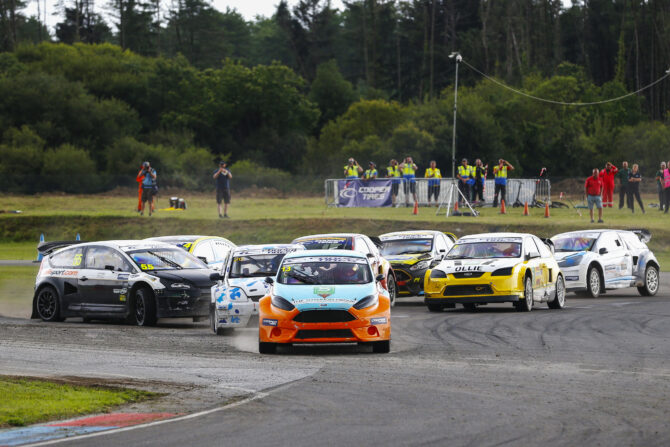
[41, 144, 99, 192]
[229, 159, 293, 191]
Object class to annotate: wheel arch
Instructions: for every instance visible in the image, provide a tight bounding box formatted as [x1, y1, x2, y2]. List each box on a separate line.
[32, 280, 62, 319]
[588, 261, 604, 283]
[129, 281, 158, 310]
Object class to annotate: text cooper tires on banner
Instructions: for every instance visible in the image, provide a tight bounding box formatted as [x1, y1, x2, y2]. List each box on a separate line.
[338, 179, 393, 207]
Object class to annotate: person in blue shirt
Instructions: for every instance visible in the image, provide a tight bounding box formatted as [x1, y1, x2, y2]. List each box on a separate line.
[138, 161, 157, 216]
[213, 160, 233, 218]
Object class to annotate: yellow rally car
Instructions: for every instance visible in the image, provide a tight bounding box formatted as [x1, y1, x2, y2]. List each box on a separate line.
[424, 233, 566, 312]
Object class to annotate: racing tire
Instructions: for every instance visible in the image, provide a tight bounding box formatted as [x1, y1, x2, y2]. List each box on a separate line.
[548, 274, 566, 309]
[259, 341, 277, 354]
[209, 305, 229, 335]
[462, 303, 477, 311]
[515, 276, 534, 312]
[426, 303, 444, 312]
[35, 286, 64, 322]
[387, 275, 397, 308]
[372, 340, 390, 353]
[638, 265, 659, 297]
[586, 266, 602, 298]
[133, 287, 157, 327]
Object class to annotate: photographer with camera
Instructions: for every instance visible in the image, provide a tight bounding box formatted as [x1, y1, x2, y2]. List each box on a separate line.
[138, 161, 157, 216]
[344, 158, 363, 179]
[214, 160, 232, 218]
[399, 156, 418, 206]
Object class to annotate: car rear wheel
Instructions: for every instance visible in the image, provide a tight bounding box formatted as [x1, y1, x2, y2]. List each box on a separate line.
[516, 276, 534, 312]
[259, 341, 277, 354]
[548, 274, 566, 309]
[387, 275, 397, 308]
[133, 287, 157, 327]
[372, 340, 390, 353]
[638, 265, 659, 296]
[586, 266, 601, 298]
[35, 286, 64, 322]
[426, 303, 444, 312]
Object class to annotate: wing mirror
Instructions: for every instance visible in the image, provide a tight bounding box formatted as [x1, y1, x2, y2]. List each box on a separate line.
[375, 274, 384, 282]
[599, 247, 608, 255]
[265, 276, 274, 284]
[105, 265, 115, 271]
[197, 256, 208, 264]
[209, 272, 224, 281]
[366, 253, 375, 259]
[525, 253, 539, 261]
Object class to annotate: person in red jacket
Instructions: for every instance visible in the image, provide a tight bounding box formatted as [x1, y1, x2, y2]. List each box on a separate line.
[585, 168, 604, 223]
[136, 165, 145, 212]
[599, 162, 617, 208]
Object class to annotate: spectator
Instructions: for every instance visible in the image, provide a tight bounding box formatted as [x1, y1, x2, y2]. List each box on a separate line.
[135, 164, 144, 213]
[492, 159, 514, 207]
[138, 161, 157, 216]
[457, 158, 471, 205]
[213, 160, 232, 218]
[386, 159, 401, 207]
[617, 161, 630, 209]
[663, 162, 670, 214]
[424, 160, 442, 206]
[599, 162, 618, 208]
[585, 168, 604, 223]
[399, 156, 418, 206]
[655, 162, 666, 211]
[471, 159, 488, 203]
[344, 158, 363, 179]
[363, 162, 378, 180]
[627, 164, 645, 214]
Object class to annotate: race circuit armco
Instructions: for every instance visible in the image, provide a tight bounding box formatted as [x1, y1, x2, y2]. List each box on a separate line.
[2, 274, 670, 446]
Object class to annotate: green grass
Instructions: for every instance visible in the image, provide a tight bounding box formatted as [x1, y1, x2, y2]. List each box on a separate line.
[0, 242, 37, 260]
[0, 266, 39, 318]
[0, 377, 155, 427]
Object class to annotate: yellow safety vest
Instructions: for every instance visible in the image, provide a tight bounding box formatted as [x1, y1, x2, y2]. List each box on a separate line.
[425, 168, 442, 179]
[387, 166, 401, 178]
[344, 165, 359, 178]
[402, 164, 416, 176]
[494, 166, 507, 178]
[458, 165, 470, 178]
[364, 169, 377, 179]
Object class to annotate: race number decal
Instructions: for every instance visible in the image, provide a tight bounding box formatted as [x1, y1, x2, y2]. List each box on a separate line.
[73, 253, 82, 266]
[140, 263, 154, 270]
[281, 266, 292, 272]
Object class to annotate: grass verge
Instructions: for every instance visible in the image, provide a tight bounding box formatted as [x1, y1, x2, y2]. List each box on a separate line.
[0, 376, 156, 427]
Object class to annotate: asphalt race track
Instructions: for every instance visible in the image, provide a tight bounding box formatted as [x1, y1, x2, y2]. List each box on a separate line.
[2, 275, 670, 446]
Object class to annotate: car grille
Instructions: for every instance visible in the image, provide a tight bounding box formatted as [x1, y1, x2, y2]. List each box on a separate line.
[293, 310, 356, 323]
[451, 272, 485, 279]
[444, 284, 493, 296]
[394, 270, 412, 281]
[295, 329, 354, 339]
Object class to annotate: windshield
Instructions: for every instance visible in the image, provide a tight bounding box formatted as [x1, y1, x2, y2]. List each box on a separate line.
[381, 238, 432, 255]
[446, 242, 521, 259]
[552, 236, 597, 252]
[230, 254, 286, 278]
[128, 248, 207, 271]
[295, 238, 352, 250]
[277, 257, 372, 285]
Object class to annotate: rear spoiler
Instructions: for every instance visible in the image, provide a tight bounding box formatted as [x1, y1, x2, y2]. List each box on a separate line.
[444, 232, 458, 243]
[37, 240, 86, 257]
[630, 229, 651, 243]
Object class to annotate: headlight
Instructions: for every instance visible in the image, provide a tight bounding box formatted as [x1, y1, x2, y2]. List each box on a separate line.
[352, 294, 378, 310]
[170, 283, 191, 289]
[430, 269, 447, 279]
[411, 260, 430, 271]
[271, 295, 295, 311]
[557, 252, 586, 268]
[491, 267, 513, 276]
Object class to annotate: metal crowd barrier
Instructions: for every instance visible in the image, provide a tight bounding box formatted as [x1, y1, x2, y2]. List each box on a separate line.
[325, 178, 551, 207]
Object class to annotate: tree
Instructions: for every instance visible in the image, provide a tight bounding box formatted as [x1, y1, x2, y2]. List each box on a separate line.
[309, 59, 357, 128]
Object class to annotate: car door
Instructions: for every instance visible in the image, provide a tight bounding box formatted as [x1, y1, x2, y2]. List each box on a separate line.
[533, 236, 554, 299]
[80, 246, 133, 314]
[524, 237, 544, 299]
[619, 231, 644, 282]
[48, 246, 86, 313]
[595, 232, 631, 288]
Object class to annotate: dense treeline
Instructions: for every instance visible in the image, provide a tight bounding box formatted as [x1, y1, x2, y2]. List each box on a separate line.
[1, 1, 670, 193]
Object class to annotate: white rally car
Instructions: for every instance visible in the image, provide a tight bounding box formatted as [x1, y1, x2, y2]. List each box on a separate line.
[551, 229, 660, 297]
[208, 244, 304, 334]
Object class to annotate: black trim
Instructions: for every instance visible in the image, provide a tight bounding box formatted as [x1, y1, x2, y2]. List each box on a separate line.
[425, 295, 520, 304]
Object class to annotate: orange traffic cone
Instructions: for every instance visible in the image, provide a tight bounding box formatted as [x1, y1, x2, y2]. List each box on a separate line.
[544, 202, 550, 218]
[500, 199, 506, 214]
[412, 201, 419, 215]
[523, 201, 529, 216]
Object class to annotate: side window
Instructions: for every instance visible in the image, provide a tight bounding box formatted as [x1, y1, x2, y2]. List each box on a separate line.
[85, 246, 133, 271]
[598, 232, 623, 253]
[193, 241, 215, 263]
[434, 236, 448, 253]
[50, 246, 85, 269]
[355, 237, 371, 255]
[525, 238, 540, 259]
[533, 236, 552, 258]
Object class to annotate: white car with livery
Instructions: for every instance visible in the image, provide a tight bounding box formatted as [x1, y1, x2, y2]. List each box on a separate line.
[208, 244, 304, 334]
[551, 229, 660, 297]
[32, 240, 216, 326]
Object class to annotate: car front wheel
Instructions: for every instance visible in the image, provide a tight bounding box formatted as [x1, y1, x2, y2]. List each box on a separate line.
[515, 276, 534, 312]
[259, 341, 277, 354]
[426, 303, 444, 312]
[638, 265, 659, 296]
[586, 266, 601, 298]
[133, 287, 157, 327]
[387, 275, 397, 307]
[548, 274, 566, 309]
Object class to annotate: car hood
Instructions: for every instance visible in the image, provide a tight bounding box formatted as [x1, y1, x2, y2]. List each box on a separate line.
[227, 277, 271, 296]
[384, 253, 431, 265]
[273, 282, 377, 311]
[435, 258, 520, 274]
[153, 269, 216, 288]
[553, 251, 588, 261]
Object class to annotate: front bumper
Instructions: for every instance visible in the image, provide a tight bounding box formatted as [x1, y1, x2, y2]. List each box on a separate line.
[424, 272, 524, 304]
[425, 295, 520, 305]
[156, 290, 210, 318]
[559, 266, 587, 291]
[393, 266, 427, 295]
[215, 300, 255, 328]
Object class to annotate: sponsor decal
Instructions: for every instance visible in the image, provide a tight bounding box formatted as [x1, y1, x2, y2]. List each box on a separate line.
[49, 270, 79, 276]
[370, 317, 387, 325]
[314, 286, 335, 298]
[119, 295, 126, 302]
[112, 288, 128, 294]
[454, 266, 482, 272]
[293, 298, 348, 304]
[117, 273, 129, 280]
[565, 276, 579, 281]
[262, 318, 278, 326]
[284, 256, 367, 264]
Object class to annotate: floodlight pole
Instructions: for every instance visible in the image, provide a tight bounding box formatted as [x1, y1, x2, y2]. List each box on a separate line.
[449, 52, 462, 180]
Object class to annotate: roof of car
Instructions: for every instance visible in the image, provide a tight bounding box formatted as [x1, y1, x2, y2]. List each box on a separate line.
[146, 235, 235, 245]
[380, 230, 443, 239]
[458, 232, 531, 240]
[55, 240, 177, 252]
[283, 249, 366, 259]
[551, 229, 629, 237]
[293, 234, 361, 240]
[233, 244, 304, 255]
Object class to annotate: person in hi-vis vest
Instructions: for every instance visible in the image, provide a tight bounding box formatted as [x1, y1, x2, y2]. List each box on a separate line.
[343, 158, 363, 179]
[386, 159, 402, 207]
[399, 156, 418, 206]
[492, 159, 514, 207]
[425, 160, 442, 206]
[457, 158, 472, 205]
[363, 162, 378, 180]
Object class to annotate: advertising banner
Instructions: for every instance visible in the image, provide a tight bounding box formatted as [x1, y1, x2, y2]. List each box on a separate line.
[337, 179, 393, 207]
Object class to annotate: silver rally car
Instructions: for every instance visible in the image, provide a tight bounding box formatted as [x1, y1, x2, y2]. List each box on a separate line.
[551, 229, 660, 297]
[32, 240, 216, 326]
